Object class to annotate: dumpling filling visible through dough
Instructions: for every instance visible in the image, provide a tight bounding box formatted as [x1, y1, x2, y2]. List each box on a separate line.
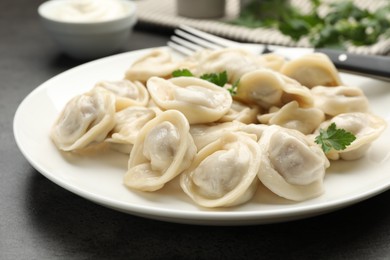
[257, 125, 329, 201]
[143, 121, 180, 172]
[192, 144, 251, 199]
[268, 131, 326, 185]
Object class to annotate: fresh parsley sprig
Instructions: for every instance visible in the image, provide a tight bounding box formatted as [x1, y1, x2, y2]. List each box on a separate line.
[200, 71, 228, 87]
[231, 0, 390, 49]
[315, 122, 356, 153]
[172, 69, 194, 77]
[172, 69, 238, 95]
[228, 80, 240, 96]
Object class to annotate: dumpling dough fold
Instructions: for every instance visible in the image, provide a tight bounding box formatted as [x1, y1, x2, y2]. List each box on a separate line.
[125, 49, 179, 82]
[147, 76, 232, 124]
[315, 112, 387, 160]
[181, 132, 261, 208]
[51, 88, 116, 151]
[281, 53, 343, 88]
[235, 68, 313, 110]
[94, 79, 149, 111]
[311, 85, 369, 116]
[124, 110, 197, 191]
[258, 101, 325, 135]
[258, 125, 329, 201]
[105, 106, 156, 154]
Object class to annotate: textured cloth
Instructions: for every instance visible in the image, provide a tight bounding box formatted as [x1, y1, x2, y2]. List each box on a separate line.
[136, 0, 390, 55]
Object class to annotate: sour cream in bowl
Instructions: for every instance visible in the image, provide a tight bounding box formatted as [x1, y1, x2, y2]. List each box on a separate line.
[38, 0, 137, 60]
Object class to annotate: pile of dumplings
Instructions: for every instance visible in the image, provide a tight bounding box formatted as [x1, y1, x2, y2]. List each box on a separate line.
[51, 48, 387, 208]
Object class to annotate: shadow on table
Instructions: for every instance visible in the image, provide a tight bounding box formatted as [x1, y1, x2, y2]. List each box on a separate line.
[25, 169, 390, 259]
[47, 53, 96, 72]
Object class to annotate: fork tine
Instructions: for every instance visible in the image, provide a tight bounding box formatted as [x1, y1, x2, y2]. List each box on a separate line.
[174, 29, 222, 50]
[168, 25, 247, 56]
[170, 35, 205, 52]
[179, 25, 239, 48]
[167, 41, 195, 56]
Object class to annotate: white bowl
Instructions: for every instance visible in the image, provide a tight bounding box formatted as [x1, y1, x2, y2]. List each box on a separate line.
[38, 0, 137, 60]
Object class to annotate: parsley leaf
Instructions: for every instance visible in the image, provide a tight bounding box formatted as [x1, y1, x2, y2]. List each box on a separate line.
[315, 123, 356, 153]
[200, 71, 228, 87]
[172, 69, 194, 77]
[230, 0, 390, 49]
[227, 79, 240, 96]
[170, 69, 236, 96]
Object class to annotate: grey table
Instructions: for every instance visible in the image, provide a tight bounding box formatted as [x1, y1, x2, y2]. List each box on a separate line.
[2, 0, 390, 259]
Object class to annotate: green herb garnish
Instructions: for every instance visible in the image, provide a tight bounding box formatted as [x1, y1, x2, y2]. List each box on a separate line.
[200, 71, 228, 87]
[171, 69, 236, 95]
[227, 79, 240, 96]
[172, 69, 194, 77]
[315, 123, 356, 153]
[172, 69, 228, 87]
[231, 0, 390, 49]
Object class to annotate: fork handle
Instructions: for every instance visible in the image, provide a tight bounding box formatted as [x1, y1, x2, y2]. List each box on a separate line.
[317, 49, 390, 79]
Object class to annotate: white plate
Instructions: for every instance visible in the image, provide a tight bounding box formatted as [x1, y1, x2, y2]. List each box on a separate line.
[14, 47, 390, 225]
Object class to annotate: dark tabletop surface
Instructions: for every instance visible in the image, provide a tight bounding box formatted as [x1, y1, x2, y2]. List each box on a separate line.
[2, 0, 390, 259]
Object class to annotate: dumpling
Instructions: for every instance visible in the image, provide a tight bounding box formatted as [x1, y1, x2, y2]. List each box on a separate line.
[51, 88, 116, 151]
[258, 125, 329, 201]
[315, 112, 387, 160]
[147, 76, 232, 124]
[193, 48, 286, 83]
[180, 132, 261, 208]
[124, 49, 179, 82]
[235, 68, 313, 109]
[94, 79, 149, 111]
[257, 101, 325, 135]
[178, 49, 214, 72]
[311, 85, 369, 116]
[259, 53, 286, 72]
[281, 53, 343, 88]
[218, 100, 260, 124]
[105, 106, 156, 154]
[193, 48, 263, 84]
[124, 110, 197, 191]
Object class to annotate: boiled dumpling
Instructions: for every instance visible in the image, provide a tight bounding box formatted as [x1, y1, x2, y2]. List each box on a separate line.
[147, 76, 232, 124]
[258, 125, 329, 201]
[178, 49, 214, 72]
[315, 112, 387, 160]
[180, 132, 261, 207]
[259, 53, 286, 72]
[94, 79, 149, 111]
[193, 48, 263, 84]
[311, 85, 369, 116]
[235, 68, 313, 109]
[51, 88, 116, 151]
[124, 110, 197, 191]
[124, 49, 179, 82]
[281, 53, 343, 88]
[105, 106, 156, 154]
[258, 101, 325, 135]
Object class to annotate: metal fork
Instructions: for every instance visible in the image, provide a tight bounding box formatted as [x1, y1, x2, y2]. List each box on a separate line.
[168, 25, 390, 80]
[168, 25, 270, 56]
